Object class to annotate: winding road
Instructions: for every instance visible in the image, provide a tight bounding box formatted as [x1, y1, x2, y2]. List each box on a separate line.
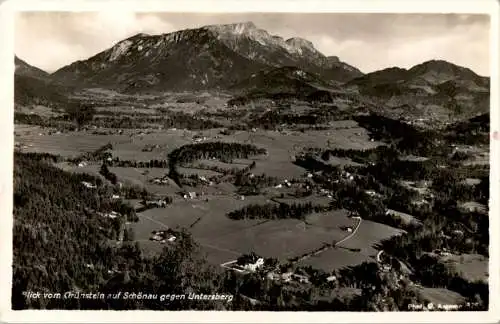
[135, 205, 364, 268]
[291, 216, 363, 264]
[334, 216, 362, 247]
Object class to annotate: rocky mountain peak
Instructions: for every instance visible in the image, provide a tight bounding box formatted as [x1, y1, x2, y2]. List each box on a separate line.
[204, 21, 258, 35]
[285, 37, 316, 53]
[408, 59, 486, 86]
[327, 56, 341, 63]
[52, 22, 364, 89]
[14, 55, 49, 79]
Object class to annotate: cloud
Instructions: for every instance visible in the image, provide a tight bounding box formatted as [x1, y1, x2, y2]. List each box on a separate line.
[15, 12, 175, 72]
[14, 12, 490, 75]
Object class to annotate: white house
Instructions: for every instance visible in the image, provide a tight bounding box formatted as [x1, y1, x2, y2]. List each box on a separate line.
[78, 161, 88, 167]
[266, 272, 280, 280]
[281, 272, 293, 282]
[292, 274, 310, 284]
[112, 194, 120, 199]
[243, 258, 265, 272]
[382, 264, 392, 272]
[365, 190, 378, 197]
[326, 275, 337, 282]
[81, 181, 96, 189]
[107, 211, 120, 219]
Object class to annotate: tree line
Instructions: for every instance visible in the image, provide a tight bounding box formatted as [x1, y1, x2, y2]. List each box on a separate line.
[227, 202, 330, 221]
[168, 142, 266, 185]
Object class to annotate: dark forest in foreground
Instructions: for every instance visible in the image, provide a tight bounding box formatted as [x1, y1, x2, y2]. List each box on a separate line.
[13, 151, 488, 311]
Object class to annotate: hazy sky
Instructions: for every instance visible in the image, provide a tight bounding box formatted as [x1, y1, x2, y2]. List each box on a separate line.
[15, 12, 490, 75]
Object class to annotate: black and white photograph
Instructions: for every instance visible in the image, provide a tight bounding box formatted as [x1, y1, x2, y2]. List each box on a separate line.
[0, 0, 498, 322]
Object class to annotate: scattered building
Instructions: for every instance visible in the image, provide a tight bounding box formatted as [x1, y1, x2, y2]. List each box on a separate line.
[150, 229, 177, 243]
[290, 273, 310, 284]
[235, 253, 266, 273]
[81, 181, 97, 189]
[152, 178, 170, 185]
[381, 264, 392, 272]
[281, 272, 293, 283]
[326, 275, 337, 282]
[193, 135, 207, 143]
[459, 201, 488, 215]
[243, 258, 265, 272]
[266, 272, 281, 281]
[341, 171, 355, 181]
[365, 190, 381, 198]
[182, 192, 197, 200]
[98, 211, 120, 219]
[145, 199, 169, 208]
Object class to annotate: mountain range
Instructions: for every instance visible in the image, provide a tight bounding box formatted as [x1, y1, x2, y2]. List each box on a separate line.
[14, 22, 490, 123]
[14, 56, 77, 108]
[51, 22, 362, 91]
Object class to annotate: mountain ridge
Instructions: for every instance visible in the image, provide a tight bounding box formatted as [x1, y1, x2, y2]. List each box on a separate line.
[15, 56, 50, 79]
[51, 22, 363, 90]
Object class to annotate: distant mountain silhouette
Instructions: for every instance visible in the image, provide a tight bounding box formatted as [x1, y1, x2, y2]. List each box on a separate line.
[14, 56, 68, 107]
[15, 24, 489, 125]
[52, 22, 362, 91]
[15, 56, 49, 79]
[346, 60, 490, 121]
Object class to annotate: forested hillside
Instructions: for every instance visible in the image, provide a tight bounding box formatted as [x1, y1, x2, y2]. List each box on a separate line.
[12, 153, 227, 310]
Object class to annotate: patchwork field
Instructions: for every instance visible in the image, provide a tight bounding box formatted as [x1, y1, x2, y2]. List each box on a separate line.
[336, 219, 405, 258]
[441, 254, 489, 283]
[274, 195, 333, 207]
[110, 130, 192, 160]
[193, 159, 250, 170]
[16, 129, 129, 157]
[305, 210, 356, 229]
[299, 247, 373, 272]
[323, 156, 363, 167]
[416, 287, 466, 306]
[55, 162, 102, 177]
[15, 108, 412, 274]
[205, 219, 342, 260]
